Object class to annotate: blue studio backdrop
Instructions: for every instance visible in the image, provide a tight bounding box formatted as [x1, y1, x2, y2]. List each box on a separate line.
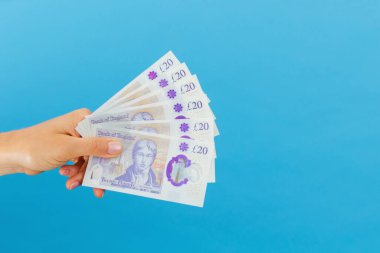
[0, 1, 379, 252]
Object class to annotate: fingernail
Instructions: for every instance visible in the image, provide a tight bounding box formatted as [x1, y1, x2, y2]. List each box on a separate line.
[60, 169, 69, 176]
[69, 182, 79, 190]
[108, 141, 122, 155]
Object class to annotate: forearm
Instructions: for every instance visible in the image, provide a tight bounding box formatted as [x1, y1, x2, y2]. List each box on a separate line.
[0, 131, 24, 175]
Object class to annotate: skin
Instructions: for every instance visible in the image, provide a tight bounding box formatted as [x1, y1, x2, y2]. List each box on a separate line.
[0, 108, 123, 198]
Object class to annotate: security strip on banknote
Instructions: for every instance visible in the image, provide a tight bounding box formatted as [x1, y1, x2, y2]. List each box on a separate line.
[77, 51, 219, 205]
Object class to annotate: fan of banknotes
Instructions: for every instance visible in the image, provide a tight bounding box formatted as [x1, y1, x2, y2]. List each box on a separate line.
[76, 51, 218, 207]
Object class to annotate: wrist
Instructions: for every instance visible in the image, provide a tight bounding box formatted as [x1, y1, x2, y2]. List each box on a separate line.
[0, 131, 25, 175]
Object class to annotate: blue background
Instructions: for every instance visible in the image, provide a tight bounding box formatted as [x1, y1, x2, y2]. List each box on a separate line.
[0, 0, 379, 252]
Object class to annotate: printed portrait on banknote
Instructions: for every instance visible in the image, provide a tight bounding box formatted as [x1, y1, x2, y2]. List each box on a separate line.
[87, 129, 169, 194]
[114, 139, 160, 188]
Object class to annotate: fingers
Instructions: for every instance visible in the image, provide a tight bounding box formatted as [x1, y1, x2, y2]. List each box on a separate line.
[71, 156, 89, 165]
[59, 164, 81, 177]
[68, 137, 123, 159]
[59, 157, 85, 176]
[65, 160, 87, 190]
[24, 169, 43, 176]
[93, 188, 105, 198]
[60, 159, 105, 198]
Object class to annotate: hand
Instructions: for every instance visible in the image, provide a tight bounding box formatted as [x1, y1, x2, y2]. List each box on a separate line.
[0, 108, 123, 197]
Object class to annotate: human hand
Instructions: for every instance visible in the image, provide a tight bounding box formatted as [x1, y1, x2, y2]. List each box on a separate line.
[0, 109, 123, 197]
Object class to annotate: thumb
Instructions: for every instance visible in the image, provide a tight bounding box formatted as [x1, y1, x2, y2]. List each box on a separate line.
[69, 137, 123, 158]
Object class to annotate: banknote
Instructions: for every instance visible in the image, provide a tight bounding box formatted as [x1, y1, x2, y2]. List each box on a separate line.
[77, 94, 213, 136]
[87, 118, 215, 139]
[77, 78, 217, 138]
[76, 51, 219, 203]
[94, 51, 181, 114]
[103, 64, 219, 136]
[77, 53, 219, 137]
[76, 97, 217, 183]
[104, 63, 195, 112]
[76, 63, 199, 135]
[107, 90, 213, 123]
[83, 128, 214, 207]
[88, 118, 217, 182]
[112, 76, 210, 112]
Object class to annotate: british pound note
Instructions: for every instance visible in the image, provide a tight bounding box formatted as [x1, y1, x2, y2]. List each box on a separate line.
[104, 63, 195, 111]
[77, 94, 213, 137]
[95, 51, 181, 114]
[89, 118, 217, 182]
[103, 64, 219, 136]
[95, 118, 215, 140]
[83, 128, 214, 207]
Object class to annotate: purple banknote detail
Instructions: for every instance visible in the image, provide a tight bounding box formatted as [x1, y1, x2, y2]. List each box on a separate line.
[179, 142, 189, 152]
[167, 89, 177, 99]
[174, 103, 183, 113]
[148, 71, 158, 80]
[166, 154, 191, 187]
[180, 123, 189, 132]
[131, 112, 154, 121]
[90, 113, 130, 124]
[159, 79, 168, 87]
